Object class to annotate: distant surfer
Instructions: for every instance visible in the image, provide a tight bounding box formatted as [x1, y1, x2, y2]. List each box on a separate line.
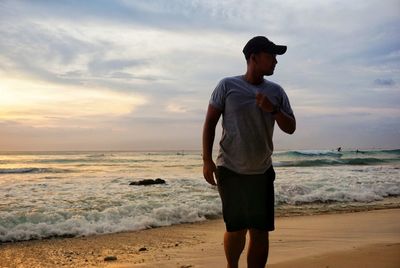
[337, 147, 342, 152]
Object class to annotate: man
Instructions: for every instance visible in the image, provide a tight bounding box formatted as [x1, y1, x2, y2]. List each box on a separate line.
[202, 36, 296, 268]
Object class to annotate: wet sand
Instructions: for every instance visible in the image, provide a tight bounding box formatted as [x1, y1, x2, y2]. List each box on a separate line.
[1, 209, 399, 267]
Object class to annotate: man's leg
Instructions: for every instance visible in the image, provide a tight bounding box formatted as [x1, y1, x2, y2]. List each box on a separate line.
[224, 229, 247, 268]
[247, 229, 269, 268]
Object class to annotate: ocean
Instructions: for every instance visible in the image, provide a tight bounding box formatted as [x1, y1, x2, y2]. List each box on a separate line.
[1, 149, 399, 242]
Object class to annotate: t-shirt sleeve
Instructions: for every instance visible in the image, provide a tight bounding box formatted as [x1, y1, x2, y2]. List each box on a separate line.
[209, 79, 226, 111]
[280, 88, 294, 116]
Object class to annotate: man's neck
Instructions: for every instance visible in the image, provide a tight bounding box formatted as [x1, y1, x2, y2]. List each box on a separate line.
[244, 72, 264, 85]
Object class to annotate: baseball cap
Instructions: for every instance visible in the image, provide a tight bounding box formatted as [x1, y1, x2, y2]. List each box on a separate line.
[243, 36, 287, 59]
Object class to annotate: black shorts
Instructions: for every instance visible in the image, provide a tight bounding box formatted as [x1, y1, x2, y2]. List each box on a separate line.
[216, 166, 275, 232]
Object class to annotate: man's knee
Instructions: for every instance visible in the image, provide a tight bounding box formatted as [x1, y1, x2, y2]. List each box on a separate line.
[249, 229, 269, 244]
[226, 229, 247, 239]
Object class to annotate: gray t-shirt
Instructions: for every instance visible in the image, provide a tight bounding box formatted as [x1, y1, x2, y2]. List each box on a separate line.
[210, 75, 293, 175]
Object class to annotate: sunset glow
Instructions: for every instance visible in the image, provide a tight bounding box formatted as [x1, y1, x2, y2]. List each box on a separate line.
[0, 1, 399, 150]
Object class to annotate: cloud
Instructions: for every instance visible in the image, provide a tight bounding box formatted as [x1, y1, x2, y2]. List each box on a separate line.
[87, 58, 149, 77]
[166, 103, 187, 113]
[374, 78, 396, 86]
[0, 76, 147, 127]
[0, 0, 399, 150]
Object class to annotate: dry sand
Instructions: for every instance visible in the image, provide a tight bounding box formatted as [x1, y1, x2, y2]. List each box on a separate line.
[1, 208, 399, 268]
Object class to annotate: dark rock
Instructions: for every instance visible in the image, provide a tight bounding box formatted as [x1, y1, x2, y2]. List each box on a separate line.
[129, 178, 166, 186]
[138, 247, 147, 252]
[104, 256, 117, 261]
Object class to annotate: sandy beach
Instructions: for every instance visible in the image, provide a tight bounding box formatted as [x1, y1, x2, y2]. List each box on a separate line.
[0, 208, 399, 268]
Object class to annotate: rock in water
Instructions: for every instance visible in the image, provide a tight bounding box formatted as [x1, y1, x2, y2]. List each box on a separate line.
[129, 178, 166, 186]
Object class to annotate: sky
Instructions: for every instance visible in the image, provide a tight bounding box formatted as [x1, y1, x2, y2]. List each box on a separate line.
[0, 0, 399, 151]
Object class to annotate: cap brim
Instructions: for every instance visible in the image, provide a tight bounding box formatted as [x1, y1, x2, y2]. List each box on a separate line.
[274, 45, 287, 55]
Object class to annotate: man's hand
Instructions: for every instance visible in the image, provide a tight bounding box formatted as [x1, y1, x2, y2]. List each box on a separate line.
[256, 92, 276, 112]
[256, 92, 296, 134]
[202, 104, 222, 186]
[203, 159, 217, 185]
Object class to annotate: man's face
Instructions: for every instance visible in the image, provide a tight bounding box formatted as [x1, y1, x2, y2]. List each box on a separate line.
[254, 52, 277, 76]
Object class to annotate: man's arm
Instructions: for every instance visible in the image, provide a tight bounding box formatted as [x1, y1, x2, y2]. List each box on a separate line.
[202, 104, 222, 185]
[256, 92, 296, 134]
[274, 110, 296, 134]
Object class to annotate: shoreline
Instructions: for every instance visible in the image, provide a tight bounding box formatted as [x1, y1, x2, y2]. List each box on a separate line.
[2, 197, 399, 244]
[1, 208, 399, 267]
[275, 196, 400, 217]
